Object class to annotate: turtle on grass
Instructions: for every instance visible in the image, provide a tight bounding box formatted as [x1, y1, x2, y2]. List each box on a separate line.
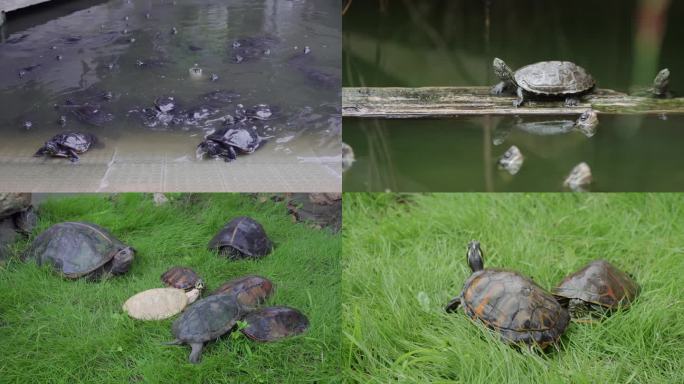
[161, 266, 205, 303]
[211, 275, 274, 307]
[241, 306, 309, 342]
[208, 217, 273, 259]
[446, 241, 569, 349]
[552, 260, 639, 321]
[123, 287, 191, 320]
[491, 58, 596, 107]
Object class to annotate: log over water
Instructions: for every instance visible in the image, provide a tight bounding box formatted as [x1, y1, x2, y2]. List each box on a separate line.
[342, 87, 684, 118]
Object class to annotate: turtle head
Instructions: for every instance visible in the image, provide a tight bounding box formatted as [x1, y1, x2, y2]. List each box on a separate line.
[110, 246, 135, 275]
[652, 68, 670, 96]
[574, 109, 598, 137]
[43, 141, 60, 155]
[467, 240, 484, 272]
[194, 279, 205, 292]
[493, 58, 515, 83]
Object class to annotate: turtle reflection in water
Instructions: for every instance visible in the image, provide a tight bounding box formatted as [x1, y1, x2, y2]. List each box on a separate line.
[564, 162, 592, 192]
[493, 110, 599, 146]
[34, 132, 98, 162]
[498, 145, 524, 175]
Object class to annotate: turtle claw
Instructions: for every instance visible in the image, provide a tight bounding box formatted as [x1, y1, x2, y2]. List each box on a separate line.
[565, 97, 580, 107]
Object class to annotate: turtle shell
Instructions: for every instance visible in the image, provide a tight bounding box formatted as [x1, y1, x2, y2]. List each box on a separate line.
[515, 61, 595, 95]
[123, 287, 189, 320]
[50, 132, 96, 153]
[172, 293, 242, 344]
[552, 260, 639, 309]
[161, 266, 202, 291]
[240, 306, 309, 342]
[208, 216, 273, 259]
[460, 269, 569, 348]
[23, 222, 132, 279]
[206, 128, 262, 153]
[210, 275, 274, 307]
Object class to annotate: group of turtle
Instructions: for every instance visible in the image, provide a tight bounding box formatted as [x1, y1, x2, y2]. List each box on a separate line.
[491, 58, 674, 191]
[446, 241, 639, 349]
[19, 216, 309, 364]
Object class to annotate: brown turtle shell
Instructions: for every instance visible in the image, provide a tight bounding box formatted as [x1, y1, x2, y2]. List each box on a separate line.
[210, 275, 274, 307]
[552, 260, 639, 309]
[240, 306, 309, 342]
[161, 266, 202, 291]
[460, 269, 569, 348]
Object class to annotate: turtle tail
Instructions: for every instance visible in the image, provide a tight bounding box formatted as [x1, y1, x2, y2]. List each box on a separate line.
[161, 339, 183, 346]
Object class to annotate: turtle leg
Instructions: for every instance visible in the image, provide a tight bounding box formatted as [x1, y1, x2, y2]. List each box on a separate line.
[188, 342, 204, 364]
[490, 81, 511, 95]
[445, 297, 461, 313]
[565, 97, 580, 107]
[67, 149, 80, 162]
[513, 87, 525, 107]
[227, 146, 238, 161]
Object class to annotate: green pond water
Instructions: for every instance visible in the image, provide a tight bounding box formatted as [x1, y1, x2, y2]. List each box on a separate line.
[342, 0, 684, 192]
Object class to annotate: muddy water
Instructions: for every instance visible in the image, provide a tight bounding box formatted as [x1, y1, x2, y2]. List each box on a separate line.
[0, 0, 341, 192]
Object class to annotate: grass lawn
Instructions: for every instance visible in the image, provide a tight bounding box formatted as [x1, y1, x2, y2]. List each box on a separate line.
[342, 193, 684, 384]
[0, 193, 340, 383]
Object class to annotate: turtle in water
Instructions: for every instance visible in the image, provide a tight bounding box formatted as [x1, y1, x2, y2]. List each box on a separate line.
[553, 260, 639, 321]
[165, 293, 244, 363]
[241, 306, 310, 342]
[491, 58, 596, 107]
[161, 267, 205, 303]
[34, 132, 97, 162]
[563, 162, 592, 192]
[497, 145, 524, 175]
[514, 109, 599, 138]
[211, 275, 274, 307]
[23, 222, 135, 280]
[196, 125, 267, 162]
[208, 216, 273, 259]
[446, 241, 569, 349]
[230, 35, 279, 63]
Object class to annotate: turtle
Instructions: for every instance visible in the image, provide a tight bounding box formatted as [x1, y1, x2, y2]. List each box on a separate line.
[230, 35, 279, 63]
[211, 275, 274, 307]
[23, 222, 135, 280]
[123, 287, 190, 320]
[552, 260, 639, 321]
[154, 96, 179, 114]
[286, 193, 342, 232]
[240, 306, 310, 342]
[491, 58, 596, 107]
[208, 216, 273, 259]
[34, 132, 98, 162]
[161, 267, 205, 303]
[0, 193, 36, 259]
[633, 68, 674, 98]
[164, 293, 244, 363]
[563, 162, 592, 192]
[497, 145, 524, 176]
[196, 127, 266, 162]
[445, 241, 570, 349]
[514, 109, 599, 138]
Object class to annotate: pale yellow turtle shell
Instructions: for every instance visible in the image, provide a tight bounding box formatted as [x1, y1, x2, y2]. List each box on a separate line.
[123, 287, 189, 320]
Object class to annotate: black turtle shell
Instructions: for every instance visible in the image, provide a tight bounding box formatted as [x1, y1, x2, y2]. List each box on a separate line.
[240, 306, 309, 342]
[210, 275, 274, 307]
[172, 294, 242, 343]
[208, 217, 273, 259]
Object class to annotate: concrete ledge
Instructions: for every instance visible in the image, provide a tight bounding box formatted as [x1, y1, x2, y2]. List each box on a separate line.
[1, 0, 53, 14]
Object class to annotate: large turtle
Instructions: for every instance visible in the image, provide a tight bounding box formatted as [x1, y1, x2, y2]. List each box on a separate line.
[445, 241, 569, 349]
[241, 306, 309, 342]
[23, 222, 134, 280]
[34, 132, 97, 162]
[165, 293, 244, 363]
[552, 260, 639, 321]
[211, 275, 274, 307]
[491, 58, 596, 107]
[208, 216, 273, 259]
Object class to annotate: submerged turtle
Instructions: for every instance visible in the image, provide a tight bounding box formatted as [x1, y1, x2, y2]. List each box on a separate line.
[196, 126, 266, 162]
[208, 216, 273, 259]
[161, 267, 205, 303]
[123, 287, 190, 320]
[34, 132, 97, 162]
[497, 145, 524, 175]
[446, 241, 569, 349]
[23, 222, 135, 280]
[491, 58, 596, 107]
[211, 275, 274, 307]
[165, 293, 243, 363]
[563, 162, 592, 192]
[230, 35, 279, 63]
[515, 109, 599, 138]
[241, 306, 309, 342]
[552, 260, 639, 321]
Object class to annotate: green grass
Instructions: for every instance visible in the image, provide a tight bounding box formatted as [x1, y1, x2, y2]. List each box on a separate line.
[342, 193, 684, 384]
[0, 193, 340, 383]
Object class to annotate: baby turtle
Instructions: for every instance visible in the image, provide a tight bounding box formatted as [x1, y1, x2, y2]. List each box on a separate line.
[446, 241, 569, 349]
[23, 222, 135, 280]
[161, 267, 205, 303]
[491, 58, 595, 107]
[497, 145, 524, 175]
[165, 293, 244, 363]
[515, 110, 599, 138]
[123, 287, 190, 320]
[211, 275, 274, 307]
[633, 68, 673, 98]
[34, 132, 97, 162]
[241, 306, 309, 342]
[564, 162, 592, 192]
[553, 260, 639, 321]
[208, 216, 273, 259]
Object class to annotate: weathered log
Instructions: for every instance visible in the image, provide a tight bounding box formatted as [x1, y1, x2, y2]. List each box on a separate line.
[342, 87, 684, 118]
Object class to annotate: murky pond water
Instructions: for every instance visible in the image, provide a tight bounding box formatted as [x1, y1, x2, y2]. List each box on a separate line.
[0, 0, 341, 192]
[342, 0, 684, 192]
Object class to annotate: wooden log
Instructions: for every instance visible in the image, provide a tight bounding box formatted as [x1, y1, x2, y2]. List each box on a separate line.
[342, 87, 684, 118]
